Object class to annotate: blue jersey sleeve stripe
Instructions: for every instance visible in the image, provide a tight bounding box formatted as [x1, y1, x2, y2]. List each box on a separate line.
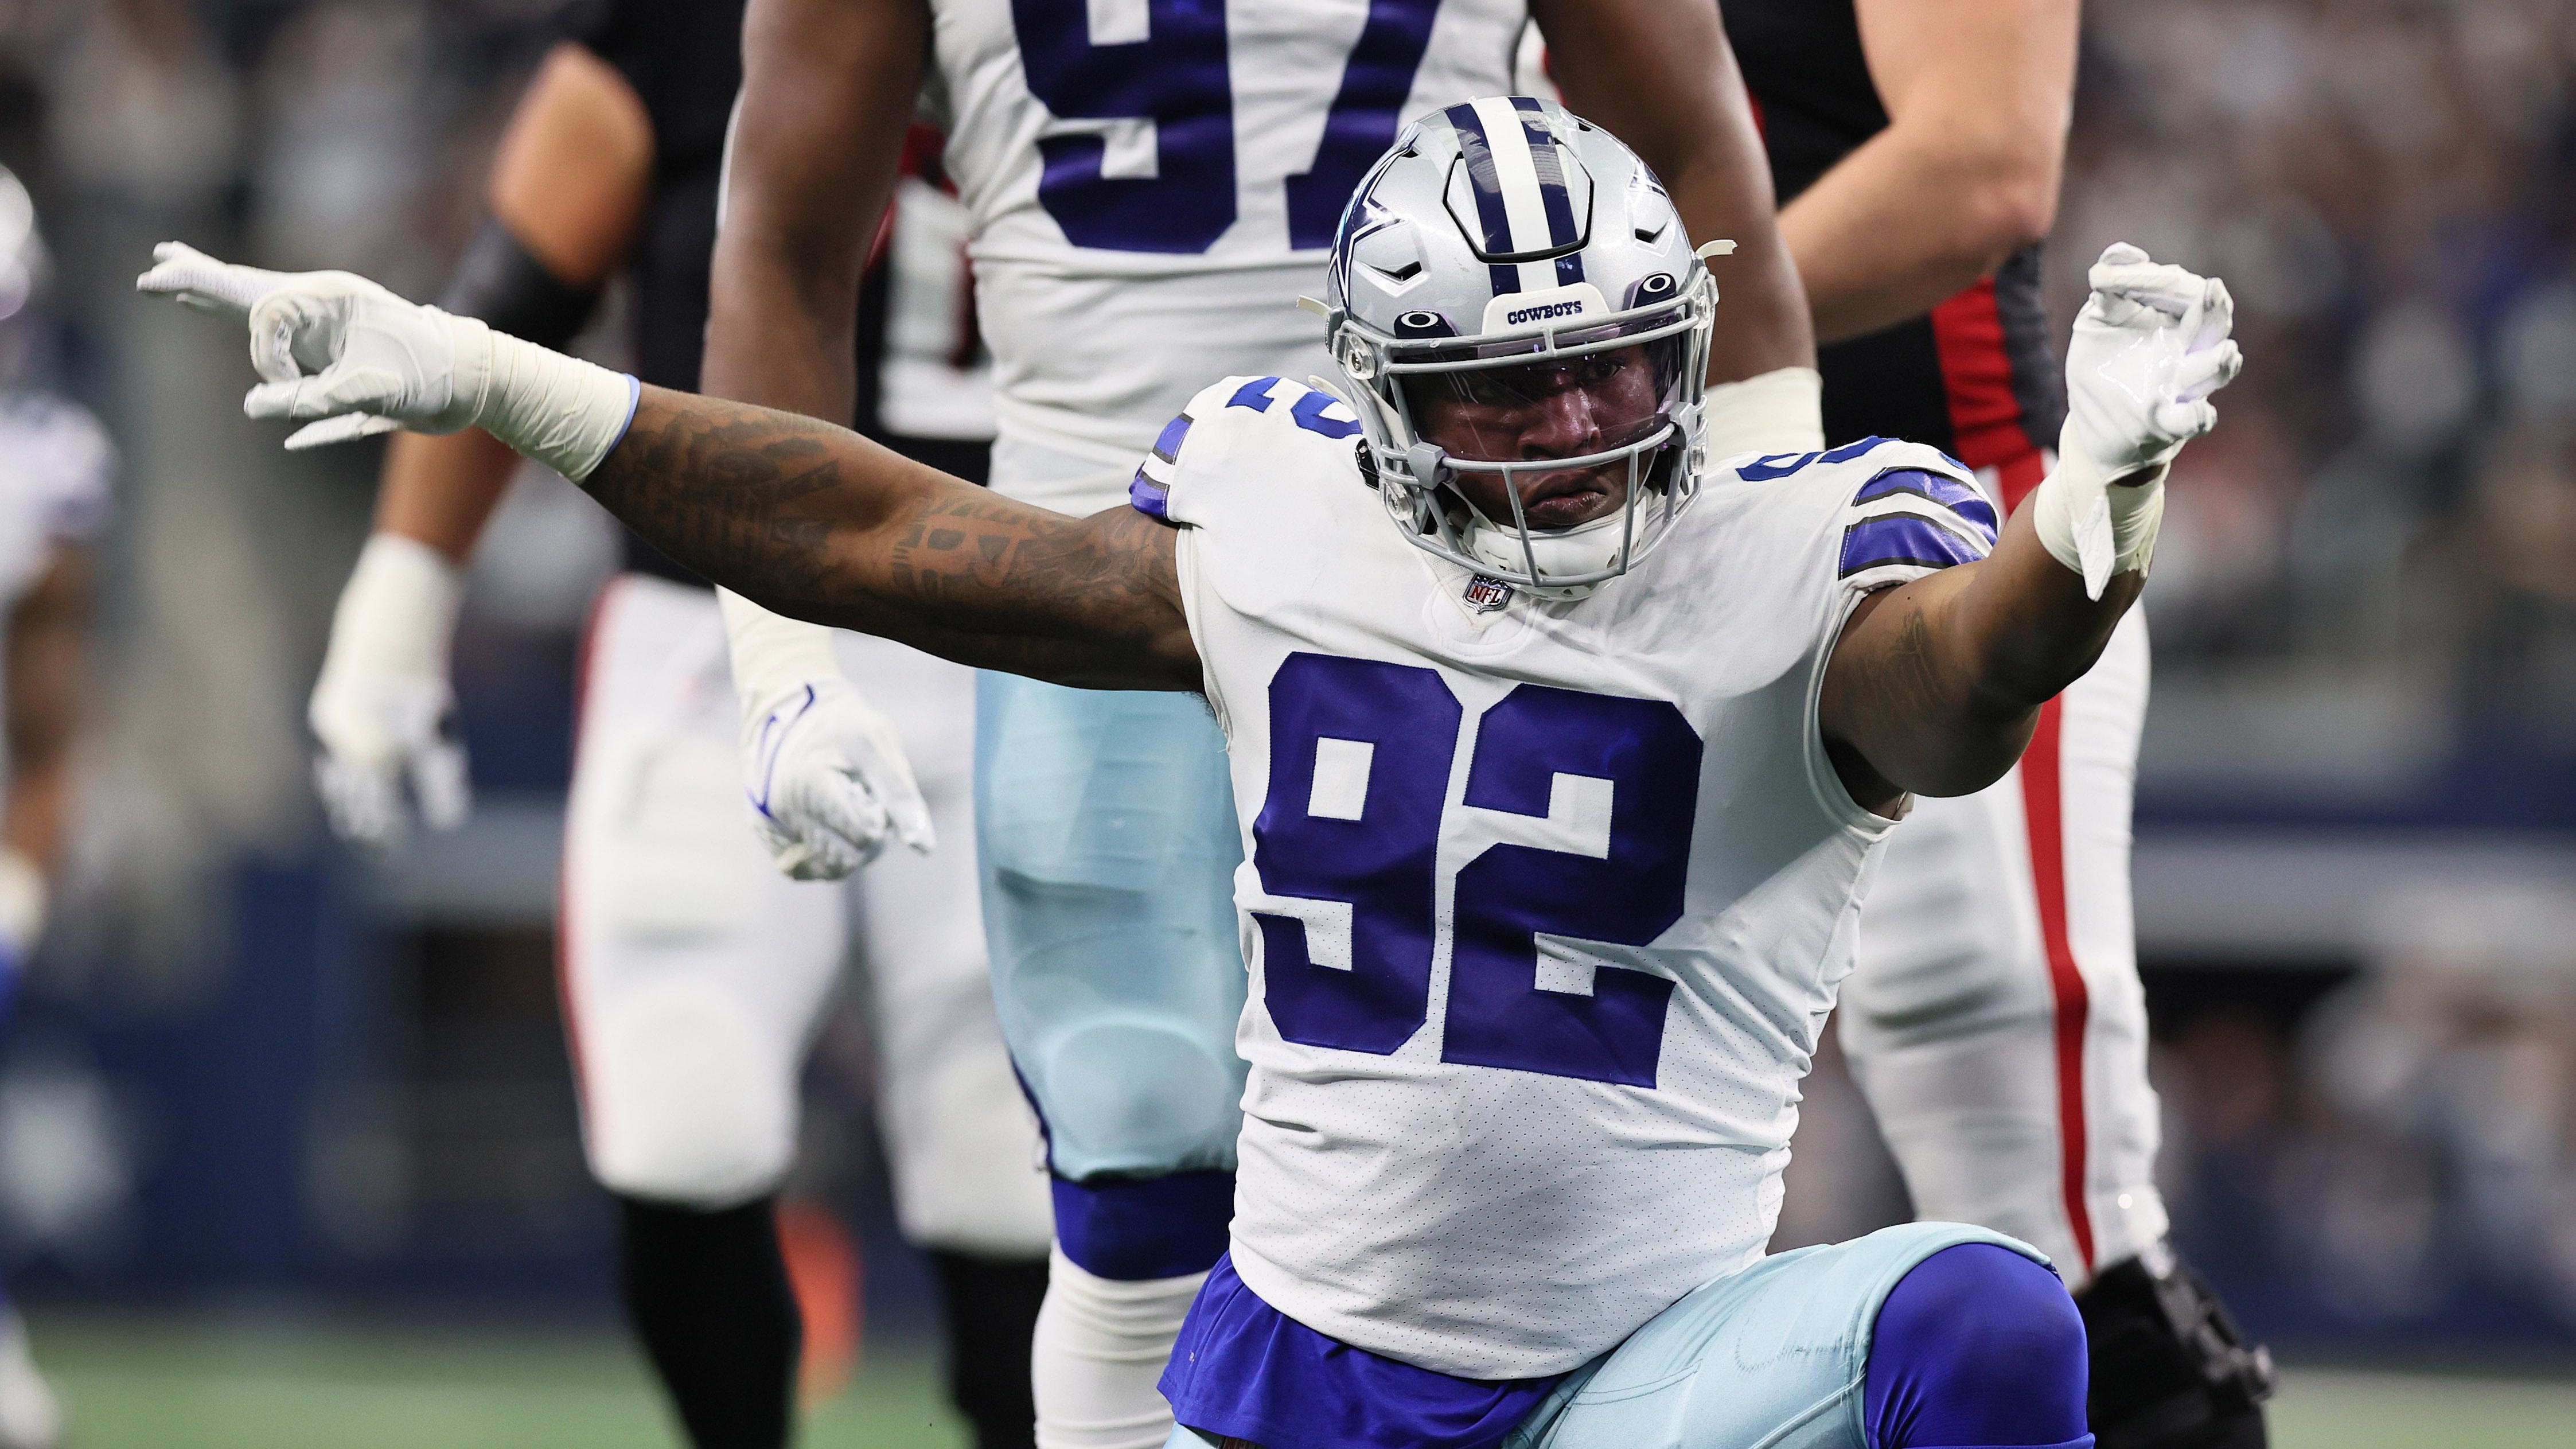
[1151, 412, 1195, 463]
[1838, 512, 1987, 577]
[1129, 467, 1171, 520]
[1854, 468, 2000, 543]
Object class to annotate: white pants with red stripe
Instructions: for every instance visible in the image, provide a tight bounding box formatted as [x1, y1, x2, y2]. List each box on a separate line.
[1839, 608, 2165, 1289]
[560, 574, 1052, 1257]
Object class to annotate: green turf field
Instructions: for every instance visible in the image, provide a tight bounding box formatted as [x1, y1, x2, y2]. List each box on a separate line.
[27, 1314, 2576, 1448]
[30, 1315, 963, 1449]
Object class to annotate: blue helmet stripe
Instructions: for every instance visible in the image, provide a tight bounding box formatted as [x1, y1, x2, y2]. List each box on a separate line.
[1444, 102, 1518, 258]
[1510, 97, 1582, 249]
[1443, 102, 1522, 296]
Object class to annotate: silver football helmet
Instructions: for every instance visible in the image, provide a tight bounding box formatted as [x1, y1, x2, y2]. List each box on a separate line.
[1314, 97, 1718, 596]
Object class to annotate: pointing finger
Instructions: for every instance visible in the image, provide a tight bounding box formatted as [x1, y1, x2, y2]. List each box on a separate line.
[286, 413, 403, 450]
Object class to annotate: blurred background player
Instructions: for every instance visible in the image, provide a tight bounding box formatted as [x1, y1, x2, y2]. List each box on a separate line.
[702, 1, 1809, 1443]
[0, 163, 107, 1449]
[296, 3, 1050, 1447]
[1709, 0, 2277, 1444]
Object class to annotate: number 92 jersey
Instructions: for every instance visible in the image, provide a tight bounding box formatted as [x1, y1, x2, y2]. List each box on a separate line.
[1135, 376, 2001, 1379]
[933, 0, 1525, 492]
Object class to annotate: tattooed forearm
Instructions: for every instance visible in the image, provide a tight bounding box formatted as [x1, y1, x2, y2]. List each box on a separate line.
[1823, 502, 2141, 801]
[582, 386, 1199, 690]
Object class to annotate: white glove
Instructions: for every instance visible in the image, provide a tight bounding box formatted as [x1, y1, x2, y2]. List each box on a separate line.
[720, 590, 934, 881]
[136, 242, 637, 478]
[310, 533, 471, 844]
[2034, 243, 2243, 598]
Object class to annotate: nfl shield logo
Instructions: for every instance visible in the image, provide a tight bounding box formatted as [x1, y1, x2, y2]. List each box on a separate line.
[1463, 575, 1514, 614]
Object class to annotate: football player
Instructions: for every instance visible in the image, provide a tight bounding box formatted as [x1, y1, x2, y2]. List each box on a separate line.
[291, 5, 1048, 1445]
[0, 164, 108, 1449]
[142, 96, 2242, 1449]
[1720, 1, 2275, 1441]
[699, 3, 1806, 1442]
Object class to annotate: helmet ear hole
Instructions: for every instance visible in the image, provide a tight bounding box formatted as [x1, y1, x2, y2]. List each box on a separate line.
[1393, 309, 1455, 339]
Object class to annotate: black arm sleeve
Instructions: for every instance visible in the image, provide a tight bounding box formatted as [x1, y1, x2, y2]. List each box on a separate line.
[435, 216, 603, 350]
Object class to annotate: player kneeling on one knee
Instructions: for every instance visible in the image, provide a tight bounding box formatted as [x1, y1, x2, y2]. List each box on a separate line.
[144, 91, 2234, 1449]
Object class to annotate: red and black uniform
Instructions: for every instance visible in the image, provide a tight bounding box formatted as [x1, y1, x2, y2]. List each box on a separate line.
[538, 0, 989, 585]
[1721, 9, 2279, 1445]
[1724, 0, 2066, 507]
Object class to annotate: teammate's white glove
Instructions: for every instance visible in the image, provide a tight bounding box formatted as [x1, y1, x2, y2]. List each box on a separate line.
[2034, 243, 2244, 598]
[720, 590, 934, 880]
[136, 242, 637, 478]
[309, 533, 471, 844]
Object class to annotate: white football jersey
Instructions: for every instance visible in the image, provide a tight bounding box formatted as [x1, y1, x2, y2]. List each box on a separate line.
[930, 0, 1527, 511]
[1136, 375, 2000, 1378]
[0, 393, 110, 605]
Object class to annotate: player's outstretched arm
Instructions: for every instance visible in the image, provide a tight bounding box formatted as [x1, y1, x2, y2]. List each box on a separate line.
[137, 250, 1200, 695]
[1820, 247, 2241, 812]
[589, 388, 1198, 691]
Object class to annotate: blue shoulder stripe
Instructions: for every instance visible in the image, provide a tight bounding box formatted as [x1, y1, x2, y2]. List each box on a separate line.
[1128, 466, 1171, 520]
[1839, 512, 1986, 578]
[1854, 468, 1998, 544]
[1150, 412, 1193, 463]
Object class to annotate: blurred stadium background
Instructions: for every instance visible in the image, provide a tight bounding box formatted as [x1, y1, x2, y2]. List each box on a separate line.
[0, 0, 2570, 1443]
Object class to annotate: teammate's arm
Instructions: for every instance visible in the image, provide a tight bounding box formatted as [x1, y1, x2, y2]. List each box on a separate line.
[377, 41, 651, 561]
[1819, 248, 2238, 812]
[1535, 0, 1814, 381]
[307, 41, 650, 842]
[700, 0, 928, 416]
[1779, 0, 2079, 344]
[586, 390, 1197, 691]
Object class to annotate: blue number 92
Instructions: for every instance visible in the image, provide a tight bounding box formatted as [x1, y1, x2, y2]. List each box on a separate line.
[1249, 653, 1704, 1088]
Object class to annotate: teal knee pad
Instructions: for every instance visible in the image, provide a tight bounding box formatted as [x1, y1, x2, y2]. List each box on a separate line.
[976, 673, 1250, 1180]
[1041, 1016, 1243, 1174]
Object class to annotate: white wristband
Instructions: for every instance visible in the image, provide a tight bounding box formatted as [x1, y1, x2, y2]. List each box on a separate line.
[2030, 449, 2168, 601]
[330, 532, 464, 677]
[471, 327, 639, 483]
[717, 588, 846, 718]
[1702, 366, 1825, 460]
